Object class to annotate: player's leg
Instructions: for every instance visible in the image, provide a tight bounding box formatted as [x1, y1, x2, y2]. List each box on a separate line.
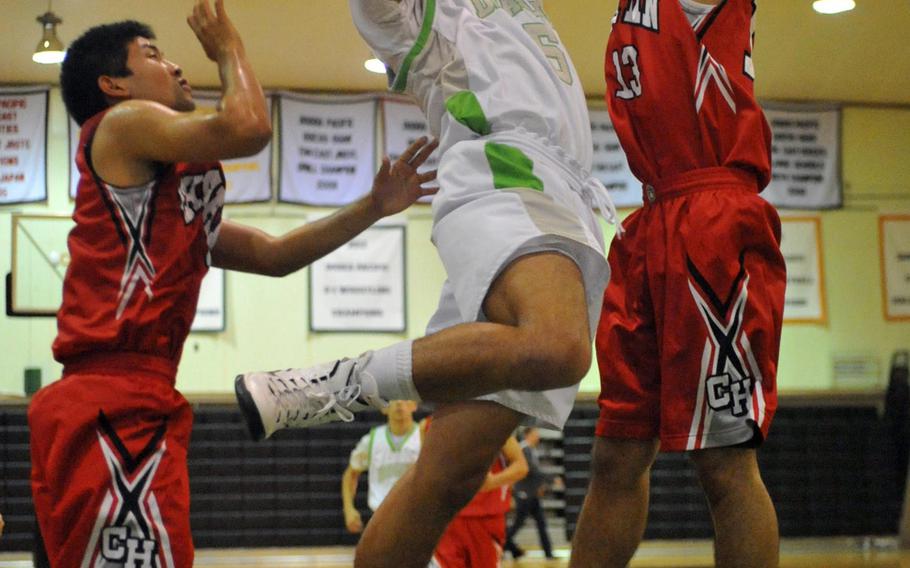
[505, 496, 531, 557]
[28, 372, 195, 567]
[689, 447, 779, 568]
[411, 250, 593, 401]
[660, 189, 783, 567]
[236, 250, 595, 439]
[354, 401, 523, 568]
[529, 496, 554, 558]
[569, 437, 660, 568]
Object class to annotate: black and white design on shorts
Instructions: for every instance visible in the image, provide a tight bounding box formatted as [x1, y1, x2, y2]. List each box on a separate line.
[81, 412, 175, 568]
[685, 253, 766, 450]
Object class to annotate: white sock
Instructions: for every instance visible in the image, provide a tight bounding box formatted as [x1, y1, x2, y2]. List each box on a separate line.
[359, 340, 420, 402]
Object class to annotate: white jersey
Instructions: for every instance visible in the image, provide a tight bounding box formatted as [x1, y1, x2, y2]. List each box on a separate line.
[349, 423, 421, 511]
[352, 0, 615, 431]
[350, 0, 593, 168]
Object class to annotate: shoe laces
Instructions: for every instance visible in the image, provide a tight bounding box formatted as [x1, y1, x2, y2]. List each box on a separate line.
[270, 375, 361, 427]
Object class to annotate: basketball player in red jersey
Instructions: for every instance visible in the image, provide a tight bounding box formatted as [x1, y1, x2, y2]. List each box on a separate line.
[423, 417, 527, 568]
[571, 1, 785, 567]
[27, 1, 437, 566]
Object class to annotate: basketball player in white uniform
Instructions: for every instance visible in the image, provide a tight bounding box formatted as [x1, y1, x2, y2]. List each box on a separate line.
[342, 401, 421, 533]
[235, 2, 619, 565]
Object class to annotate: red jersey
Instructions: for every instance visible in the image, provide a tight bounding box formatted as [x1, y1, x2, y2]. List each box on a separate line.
[53, 109, 225, 365]
[458, 452, 511, 518]
[605, 0, 772, 190]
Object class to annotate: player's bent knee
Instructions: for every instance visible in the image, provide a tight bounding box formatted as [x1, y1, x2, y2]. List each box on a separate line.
[521, 335, 591, 390]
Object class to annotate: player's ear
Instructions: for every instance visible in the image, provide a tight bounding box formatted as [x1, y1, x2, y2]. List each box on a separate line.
[98, 75, 131, 101]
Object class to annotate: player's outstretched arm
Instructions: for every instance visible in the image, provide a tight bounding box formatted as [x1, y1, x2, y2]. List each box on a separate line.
[211, 137, 437, 276]
[341, 466, 365, 534]
[98, 0, 270, 169]
[478, 436, 529, 492]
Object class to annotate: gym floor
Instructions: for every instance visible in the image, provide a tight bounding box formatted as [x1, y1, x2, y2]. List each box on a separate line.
[0, 538, 906, 567]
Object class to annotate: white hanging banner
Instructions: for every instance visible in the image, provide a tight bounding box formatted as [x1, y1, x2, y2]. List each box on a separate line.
[779, 217, 827, 323]
[0, 87, 48, 205]
[279, 93, 377, 206]
[194, 90, 273, 203]
[879, 215, 910, 321]
[588, 108, 642, 209]
[762, 104, 842, 209]
[191, 267, 226, 332]
[68, 116, 80, 199]
[382, 98, 439, 203]
[309, 225, 406, 332]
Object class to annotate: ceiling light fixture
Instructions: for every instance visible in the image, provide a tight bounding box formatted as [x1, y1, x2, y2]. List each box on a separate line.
[32, 2, 66, 65]
[812, 0, 856, 15]
[364, 58, 386, 75]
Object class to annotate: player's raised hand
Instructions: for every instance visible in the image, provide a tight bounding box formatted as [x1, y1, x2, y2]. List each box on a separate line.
[187, 0, 244, 62]
[368, 137, 439, 217]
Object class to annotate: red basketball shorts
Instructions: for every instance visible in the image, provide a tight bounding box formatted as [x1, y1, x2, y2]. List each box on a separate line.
[432, 514, 505, 568]
[596, 168, 786, 451]
[28, 353, 194, 567]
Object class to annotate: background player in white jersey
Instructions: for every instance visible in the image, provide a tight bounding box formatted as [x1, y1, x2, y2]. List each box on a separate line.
[234, 1, 620, 566]
[342, 400, 421, 533]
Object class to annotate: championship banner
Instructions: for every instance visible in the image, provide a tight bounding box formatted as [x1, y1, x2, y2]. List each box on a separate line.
[588, 108, 642, 208]
[879, 215, 910, 321]
[381, 99, 438, 203]
[279, 93, 377, 206]
[309, 225, 406, 332]
[194, 90, 273, 203]
[762, 104, 842, 210]
[0, 86, 48, 205]
[191, 267, 226, 332]
[780, 217, 827, 323]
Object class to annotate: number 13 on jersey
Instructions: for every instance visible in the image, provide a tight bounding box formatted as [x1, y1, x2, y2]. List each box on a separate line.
[612, 45, 643, 100]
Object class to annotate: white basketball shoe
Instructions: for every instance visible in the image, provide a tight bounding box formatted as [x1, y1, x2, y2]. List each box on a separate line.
[234, 357, 387, 440]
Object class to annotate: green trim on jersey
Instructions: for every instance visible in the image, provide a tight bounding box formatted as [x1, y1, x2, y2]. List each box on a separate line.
[392, 0, 437, 93]
[385, 423, 419, 452]
[367, 426, 378, 467]
[484, 142, 544, 191]
[445, 91, 492, 136]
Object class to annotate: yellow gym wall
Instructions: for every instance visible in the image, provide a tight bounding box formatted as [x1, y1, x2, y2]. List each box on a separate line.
[0, 90, 908, 397]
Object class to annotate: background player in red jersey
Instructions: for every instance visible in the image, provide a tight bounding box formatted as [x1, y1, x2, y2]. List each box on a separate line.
[424, 419, 527, 568]
[27, 1, 437, 566]
[571, 1, 785, 567]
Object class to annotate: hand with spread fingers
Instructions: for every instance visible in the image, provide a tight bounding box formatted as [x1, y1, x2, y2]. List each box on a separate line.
[187, 0, 245, 61]
[368, 137, 439, 217]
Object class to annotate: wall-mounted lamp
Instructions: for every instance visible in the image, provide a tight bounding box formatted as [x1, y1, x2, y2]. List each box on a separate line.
[32, 9, 66, 65]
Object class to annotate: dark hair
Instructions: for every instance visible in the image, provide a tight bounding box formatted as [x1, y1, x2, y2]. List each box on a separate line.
[60, 20, 155, 125]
